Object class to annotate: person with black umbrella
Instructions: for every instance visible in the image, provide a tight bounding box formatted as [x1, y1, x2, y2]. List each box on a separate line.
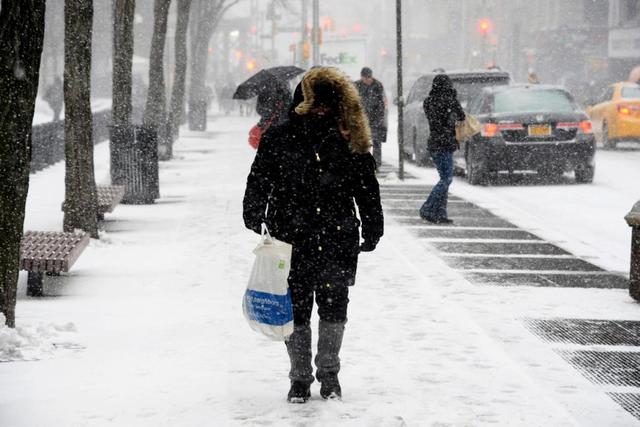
[243, 67, 383, 403]
[235, 66, 302, 149]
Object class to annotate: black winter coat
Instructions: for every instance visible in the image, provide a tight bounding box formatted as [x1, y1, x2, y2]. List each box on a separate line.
[423, 89, 465, 152]
[355, 79, 387, 142]
[243, 114, 384, 284]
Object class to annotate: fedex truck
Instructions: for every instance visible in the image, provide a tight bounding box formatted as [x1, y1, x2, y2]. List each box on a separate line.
[319, 37, 368, 81]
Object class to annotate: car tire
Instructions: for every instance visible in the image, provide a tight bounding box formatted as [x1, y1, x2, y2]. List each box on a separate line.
[575, 163, 594, 183]
[602, 121, 616, 150]
[466, 144, 488, 186]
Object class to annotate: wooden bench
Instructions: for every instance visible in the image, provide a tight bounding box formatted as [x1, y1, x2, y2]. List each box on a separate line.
[96, 185, 125, 220]
[20, 231, 90, 296]
[61, 185, 125, 221]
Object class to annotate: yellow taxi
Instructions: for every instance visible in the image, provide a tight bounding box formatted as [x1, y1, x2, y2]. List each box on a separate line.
[588, 82, 640, 148]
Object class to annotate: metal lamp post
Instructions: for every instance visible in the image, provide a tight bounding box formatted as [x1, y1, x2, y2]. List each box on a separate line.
[396, 0, 404, 180]
[312, 0, 320, 66]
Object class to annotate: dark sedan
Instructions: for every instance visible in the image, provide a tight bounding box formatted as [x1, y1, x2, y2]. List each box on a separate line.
[459, 84, 596, 185]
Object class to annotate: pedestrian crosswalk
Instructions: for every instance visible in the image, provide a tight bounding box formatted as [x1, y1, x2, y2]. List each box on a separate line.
[381, 180, 637, 420]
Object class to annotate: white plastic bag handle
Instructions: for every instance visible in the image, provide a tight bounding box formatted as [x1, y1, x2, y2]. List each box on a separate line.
[261, 223, 273, 245]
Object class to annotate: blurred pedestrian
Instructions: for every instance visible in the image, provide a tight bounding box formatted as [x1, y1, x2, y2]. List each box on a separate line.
[243, 67, 384, 403]
[354, 67, 387, 168]
[528, 71, 540, 84]
[419, 74, 465, 224]
[220, 80, 236, 115]
[43, 76, 63, 121]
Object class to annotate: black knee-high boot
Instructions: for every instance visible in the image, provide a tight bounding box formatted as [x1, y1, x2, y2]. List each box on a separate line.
[285, 324, 313, 403]
[315, 320, 345, 399]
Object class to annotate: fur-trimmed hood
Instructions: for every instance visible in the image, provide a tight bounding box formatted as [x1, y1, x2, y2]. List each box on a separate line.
[294, 67, 371, 154]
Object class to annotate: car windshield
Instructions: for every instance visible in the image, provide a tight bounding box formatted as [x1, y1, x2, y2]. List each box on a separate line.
[621, 86, 640, 99]
[494, 89, 575, 113]
[453, 77, 509, 108]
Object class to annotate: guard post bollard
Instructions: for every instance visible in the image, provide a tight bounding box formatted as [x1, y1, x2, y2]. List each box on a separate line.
[625, 201, 640, 301]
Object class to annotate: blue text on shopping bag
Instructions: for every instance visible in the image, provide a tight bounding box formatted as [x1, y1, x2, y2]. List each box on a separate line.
[243, 288, 293, 326]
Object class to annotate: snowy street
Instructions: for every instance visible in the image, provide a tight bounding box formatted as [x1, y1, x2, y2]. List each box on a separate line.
[1, 114, 640, 425]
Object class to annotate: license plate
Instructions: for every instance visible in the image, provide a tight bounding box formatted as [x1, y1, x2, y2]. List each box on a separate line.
[528, 124, 552, 136]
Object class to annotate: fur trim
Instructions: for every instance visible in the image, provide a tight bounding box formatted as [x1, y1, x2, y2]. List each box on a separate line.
[294, 67, 371, 154]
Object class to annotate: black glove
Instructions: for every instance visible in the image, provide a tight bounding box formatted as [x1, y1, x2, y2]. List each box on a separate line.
[359, 239, 378, 252]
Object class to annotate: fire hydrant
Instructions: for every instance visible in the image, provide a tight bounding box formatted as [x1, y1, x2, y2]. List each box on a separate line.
[626, 201, 640, 301]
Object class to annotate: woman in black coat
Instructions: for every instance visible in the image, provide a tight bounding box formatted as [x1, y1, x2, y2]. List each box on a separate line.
[243, 67, 383, 403]
[419, 74, 465, 224]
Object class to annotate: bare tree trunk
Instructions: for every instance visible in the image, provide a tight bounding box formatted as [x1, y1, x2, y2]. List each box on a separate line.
[63, 0, 99, 239]
[144, 0, 172, 128]
[169, 0, 192, 139]
[112, 0, 135, 126]
[0, 0, 47, 327]
[188, 0, 239, 129]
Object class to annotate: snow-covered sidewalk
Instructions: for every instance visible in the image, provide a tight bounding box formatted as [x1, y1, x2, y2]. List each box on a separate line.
[0, 115, 638, 426]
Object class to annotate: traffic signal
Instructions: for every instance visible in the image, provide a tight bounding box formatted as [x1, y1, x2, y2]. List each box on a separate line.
[477, 18, 493, 36]
[302, 42, 310, 59]
[322, 17, 334, 31]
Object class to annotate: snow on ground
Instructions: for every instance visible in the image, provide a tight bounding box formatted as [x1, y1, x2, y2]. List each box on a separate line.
[0, 114, 639, 426]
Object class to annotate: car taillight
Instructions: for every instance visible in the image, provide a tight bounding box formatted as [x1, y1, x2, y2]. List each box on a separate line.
[618, 104, 640, 115]
[481, 123, 523, 137]
[579, 120, 592, 134]
[482, 123, 499, 137]
[556, 121, 592, 134]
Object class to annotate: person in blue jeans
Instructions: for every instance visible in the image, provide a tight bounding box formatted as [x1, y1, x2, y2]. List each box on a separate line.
[420, 75, 465, 224]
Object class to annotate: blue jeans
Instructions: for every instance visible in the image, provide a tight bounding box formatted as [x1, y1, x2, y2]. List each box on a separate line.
[420, 150, 454, 220]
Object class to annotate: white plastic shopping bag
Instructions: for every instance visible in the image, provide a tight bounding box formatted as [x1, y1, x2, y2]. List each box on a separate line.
[243, 227, 294, 340]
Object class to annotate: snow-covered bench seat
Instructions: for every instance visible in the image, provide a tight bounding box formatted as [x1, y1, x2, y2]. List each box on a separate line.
[61, 185, 125, 221]
[20, 231, 90, 297]
[95, 185, 125, 220]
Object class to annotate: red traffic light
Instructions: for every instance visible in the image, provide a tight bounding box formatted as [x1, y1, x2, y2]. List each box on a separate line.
[477, 18, 493, 35]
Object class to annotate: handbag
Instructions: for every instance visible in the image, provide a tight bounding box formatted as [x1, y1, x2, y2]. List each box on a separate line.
[248, 102, 283, 150]
[243, 226, 294, 341]
[455, 113, 482, 142]
[248, 124, 264, 150]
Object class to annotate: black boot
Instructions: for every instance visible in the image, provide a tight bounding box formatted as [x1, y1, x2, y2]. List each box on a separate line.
[319, 374, 342, 400]
[287, 381, 311, 403]
[285, 324, 314, 403]
[315, 321, 346, 400]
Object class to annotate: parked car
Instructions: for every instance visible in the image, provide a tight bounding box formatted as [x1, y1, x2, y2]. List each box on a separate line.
[460, 84, 596, 184]
[587, 82, 640, 149]
[403, 69, 510, 164]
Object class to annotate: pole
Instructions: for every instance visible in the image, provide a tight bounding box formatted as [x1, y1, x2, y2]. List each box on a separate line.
[396, 0, 404, 180]
[301, 0, 309, 68]
[312, 0, 320, 66]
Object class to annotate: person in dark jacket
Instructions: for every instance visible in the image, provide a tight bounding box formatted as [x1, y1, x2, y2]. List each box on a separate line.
[43, 76, 63, 121]
[419, 74, 465, 224]
[354, 67, 387, 168]
[255, 79, 291, 128]
[243, 67, 384, 403]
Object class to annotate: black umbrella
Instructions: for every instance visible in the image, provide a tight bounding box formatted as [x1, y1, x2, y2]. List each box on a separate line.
[233, 66, 305, 100]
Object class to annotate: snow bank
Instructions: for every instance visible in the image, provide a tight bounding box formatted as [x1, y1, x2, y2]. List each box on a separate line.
[0, 313, 78, 362]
